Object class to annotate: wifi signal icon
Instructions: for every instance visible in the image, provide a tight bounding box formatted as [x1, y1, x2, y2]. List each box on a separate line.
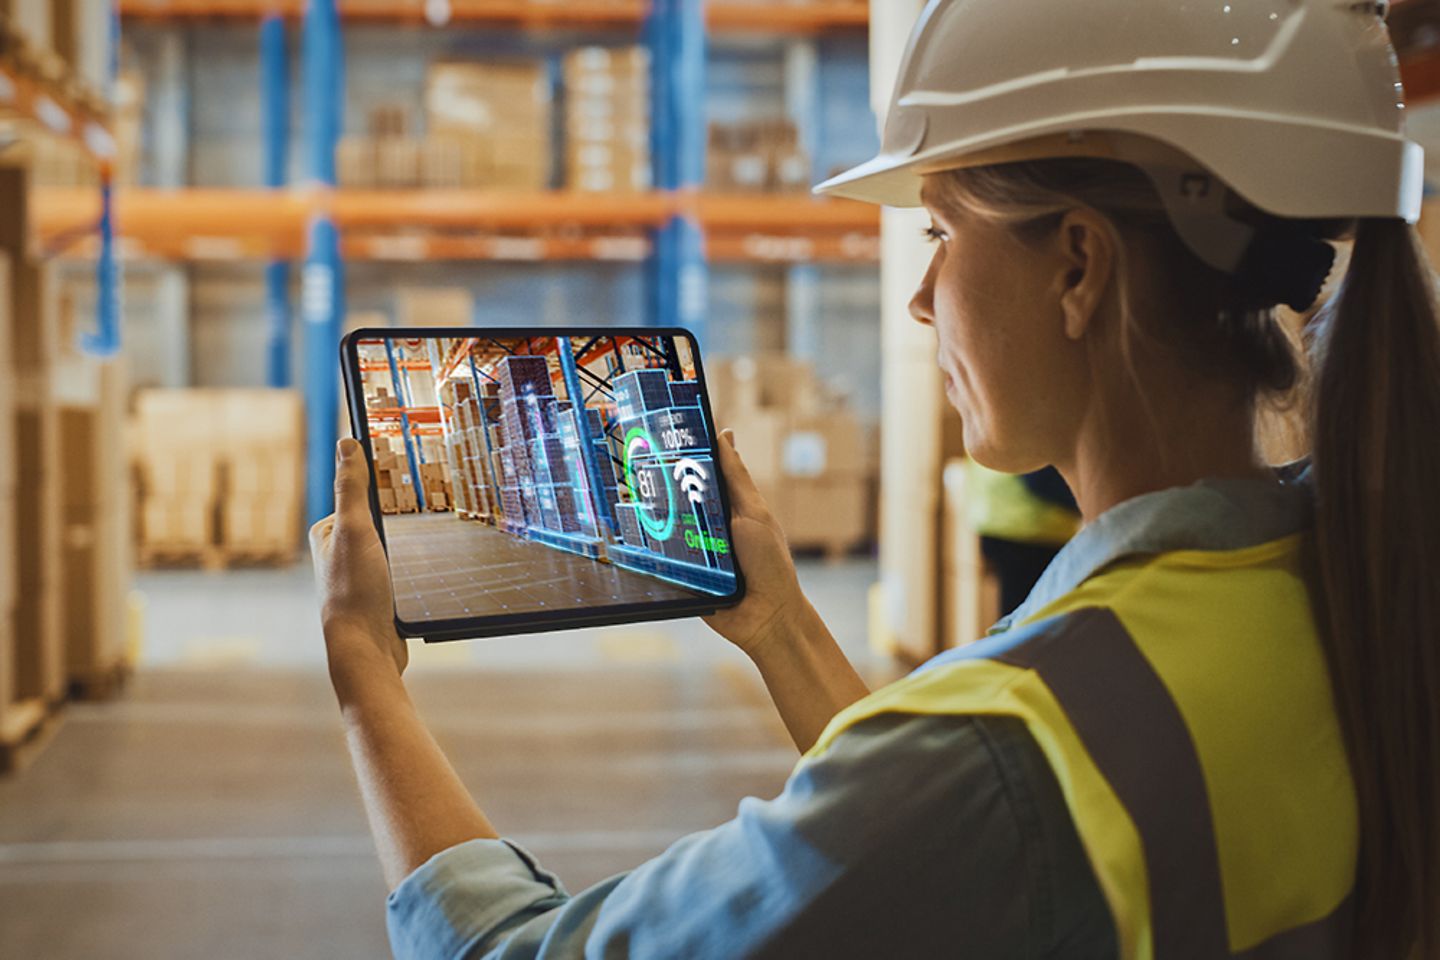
[673, 458, 710, 506]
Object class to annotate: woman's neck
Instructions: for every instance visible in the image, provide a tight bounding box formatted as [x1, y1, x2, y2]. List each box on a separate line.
[1059, 386, 1272, 522]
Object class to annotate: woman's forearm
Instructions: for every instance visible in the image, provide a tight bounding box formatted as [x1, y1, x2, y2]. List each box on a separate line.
[746, 603, 870, 753]
[331, 648, 499, 890]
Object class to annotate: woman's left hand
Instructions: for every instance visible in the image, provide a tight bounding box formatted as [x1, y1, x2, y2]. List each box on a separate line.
[310, 438, 409, 690]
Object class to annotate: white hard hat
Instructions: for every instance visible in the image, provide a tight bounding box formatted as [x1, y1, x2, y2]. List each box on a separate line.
[818, 0, 1425, 239]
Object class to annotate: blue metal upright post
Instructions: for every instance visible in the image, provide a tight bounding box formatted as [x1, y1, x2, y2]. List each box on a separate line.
[385, 340, 428, 512]
[645, 0, 708, 339]
[301, 0, 345, 523]
[82, 1, 122, 357]
[261, 14, 293, 387]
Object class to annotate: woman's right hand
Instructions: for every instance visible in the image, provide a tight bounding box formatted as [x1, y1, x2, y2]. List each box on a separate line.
[703, 430, 812, 660]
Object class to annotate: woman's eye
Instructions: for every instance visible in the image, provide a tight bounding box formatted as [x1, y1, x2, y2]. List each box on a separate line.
[921, 226, 948, 245]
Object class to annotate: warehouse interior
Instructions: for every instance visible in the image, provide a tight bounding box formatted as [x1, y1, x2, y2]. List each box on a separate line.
[5, 0, 1440, 957]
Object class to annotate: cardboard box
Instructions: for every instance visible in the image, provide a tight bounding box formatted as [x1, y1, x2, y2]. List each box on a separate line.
[396, 287, 473, 328]
[777, 476, 870, 551]
[426, 61, 551, 140]
[60, 499, 130, 684]
[221, 497, 299, 551]
[783, 412, 867, 478]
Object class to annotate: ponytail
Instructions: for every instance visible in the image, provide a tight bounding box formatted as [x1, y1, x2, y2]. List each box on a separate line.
[1311, 219, 1440, 958]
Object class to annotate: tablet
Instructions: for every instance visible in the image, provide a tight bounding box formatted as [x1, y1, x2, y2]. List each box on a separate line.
[341, 328, 745, 641]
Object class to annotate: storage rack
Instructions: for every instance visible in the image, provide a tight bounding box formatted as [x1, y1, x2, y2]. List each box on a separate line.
[85, 0, 879, 522]
[1, 19, 118, 355]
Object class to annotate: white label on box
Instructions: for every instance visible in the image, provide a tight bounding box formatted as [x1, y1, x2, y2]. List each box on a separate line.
[783, 432, 828, 478]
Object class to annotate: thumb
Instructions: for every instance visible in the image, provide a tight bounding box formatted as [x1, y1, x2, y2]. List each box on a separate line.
[334, 439, 372, 523]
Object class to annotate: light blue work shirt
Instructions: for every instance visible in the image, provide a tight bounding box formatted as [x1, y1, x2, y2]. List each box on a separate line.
[386, 472, 1312, 959]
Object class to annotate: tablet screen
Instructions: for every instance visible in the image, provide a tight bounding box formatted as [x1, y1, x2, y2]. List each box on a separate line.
[350, 332, 739, 628]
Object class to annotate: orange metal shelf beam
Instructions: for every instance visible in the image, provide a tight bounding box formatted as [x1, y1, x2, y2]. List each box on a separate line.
[115, 0, 868, 31]
[367, 406, 442, 423]
[708, 2, 868, 33]
[34, 187, 879, 262]
[118, 0, 648, 25]
[689, 193, 880, 232]
[331, 189, 673, 229]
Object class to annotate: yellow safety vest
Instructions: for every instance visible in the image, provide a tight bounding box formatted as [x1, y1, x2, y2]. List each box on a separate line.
[806, 534, 1357, 958]
[965, 460, 1081, 546]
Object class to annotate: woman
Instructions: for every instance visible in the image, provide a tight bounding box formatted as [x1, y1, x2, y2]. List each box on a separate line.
[311, 1, 1440, 956]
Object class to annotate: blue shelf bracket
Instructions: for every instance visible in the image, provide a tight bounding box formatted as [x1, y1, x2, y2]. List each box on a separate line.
[262, 13, 293, 387]
[301, 0, 345, 524]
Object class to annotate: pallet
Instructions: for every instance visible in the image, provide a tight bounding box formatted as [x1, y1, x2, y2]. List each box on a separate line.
[789, 539, 871, 564]
[219, 546, 299, 569]
[69, 656, 132, 703]
[138, 544, 226, 571]
[0, 698, 63, 776]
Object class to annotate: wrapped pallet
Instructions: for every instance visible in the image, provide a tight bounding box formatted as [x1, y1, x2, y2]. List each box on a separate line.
[219, 390, 304, 564]
[133, 389, 305, 566]
[133, 390, 222, 566]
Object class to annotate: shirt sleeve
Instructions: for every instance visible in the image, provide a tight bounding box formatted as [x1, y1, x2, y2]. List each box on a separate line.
[385, 711, 1116, 960]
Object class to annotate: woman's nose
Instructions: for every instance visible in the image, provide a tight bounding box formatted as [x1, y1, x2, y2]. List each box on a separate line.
[908, 287, 934, 327]
[909, 252, 940, 326]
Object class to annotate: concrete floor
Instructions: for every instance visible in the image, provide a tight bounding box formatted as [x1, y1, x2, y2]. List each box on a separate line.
[0, 557, 892, 959]
[381, 512, 701, 623]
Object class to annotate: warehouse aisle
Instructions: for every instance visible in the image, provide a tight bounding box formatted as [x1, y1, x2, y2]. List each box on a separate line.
[383, 512, 699, 621]
[0, 560, 890, 960]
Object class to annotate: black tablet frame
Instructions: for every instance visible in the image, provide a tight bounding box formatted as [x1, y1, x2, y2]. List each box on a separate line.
[340, 326, 746, 642]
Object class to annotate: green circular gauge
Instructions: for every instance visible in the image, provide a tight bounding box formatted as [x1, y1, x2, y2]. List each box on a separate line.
[623, 426, 676, 542]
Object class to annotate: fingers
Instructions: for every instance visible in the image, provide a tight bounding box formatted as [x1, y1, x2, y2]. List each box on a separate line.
[715, 429, 772, 520]
[333, 439, 372, 524]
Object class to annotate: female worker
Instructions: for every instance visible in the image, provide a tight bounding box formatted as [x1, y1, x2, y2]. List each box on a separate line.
[311, 0, 1440, 956]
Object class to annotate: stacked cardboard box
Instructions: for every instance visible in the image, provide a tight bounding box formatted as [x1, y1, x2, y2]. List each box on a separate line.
[563, 47, 652, 193]
[425, 61, 552, 192]
[708, 354, 877, 556]
[8, 244, 65, 710]
[941, 459, 1001, 650]
[54, 353, 131, 694]
[707, 119, 810, 194]
[0, 250, 18, 740]
[370, 435, 420, 515]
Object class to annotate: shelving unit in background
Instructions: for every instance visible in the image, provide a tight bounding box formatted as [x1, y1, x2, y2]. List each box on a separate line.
[96, 0, 880, 523]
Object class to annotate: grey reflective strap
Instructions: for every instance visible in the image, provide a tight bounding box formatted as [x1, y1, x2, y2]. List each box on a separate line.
[997, 607, 1351, 958]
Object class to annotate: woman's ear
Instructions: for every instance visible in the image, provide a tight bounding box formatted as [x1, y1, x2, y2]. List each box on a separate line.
[1057, 209, 1116, 341]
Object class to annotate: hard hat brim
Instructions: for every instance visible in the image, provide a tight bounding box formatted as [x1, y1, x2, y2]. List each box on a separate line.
[813, 154, 925, 208]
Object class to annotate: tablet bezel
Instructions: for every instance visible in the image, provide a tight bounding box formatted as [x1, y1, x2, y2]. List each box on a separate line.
[340, 326, 747, 643]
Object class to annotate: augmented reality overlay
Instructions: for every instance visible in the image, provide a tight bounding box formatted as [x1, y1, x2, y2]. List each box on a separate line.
[354, 334, 737, 624]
